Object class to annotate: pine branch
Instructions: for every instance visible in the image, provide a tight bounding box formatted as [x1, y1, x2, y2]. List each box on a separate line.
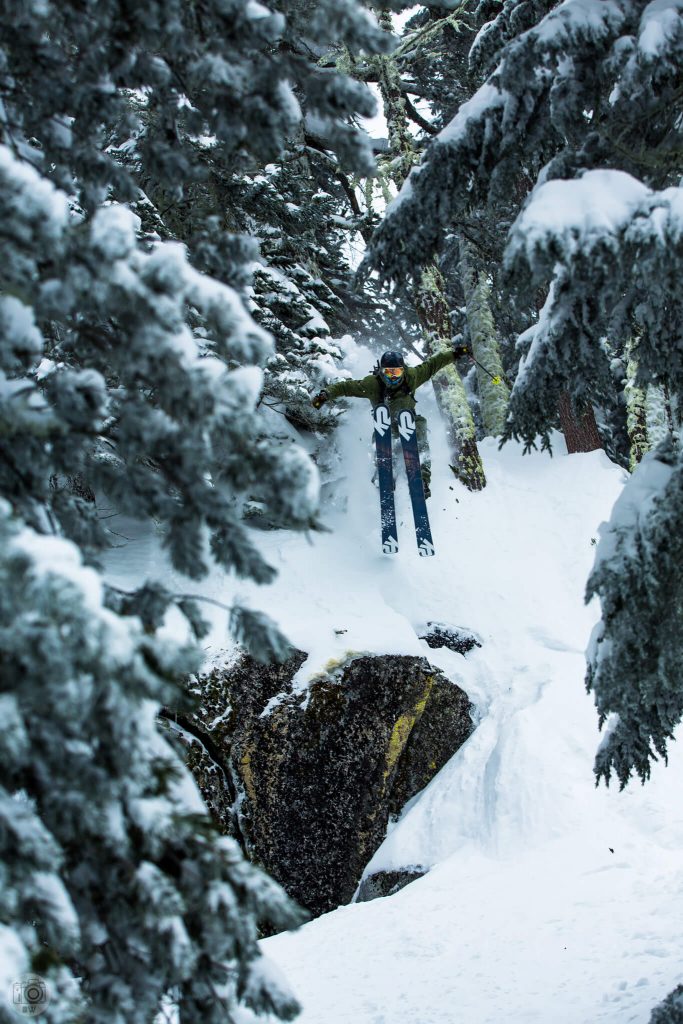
[392, 5, 472, 63]
[336, 169, 363, 218]
[403, 95, 437, 135]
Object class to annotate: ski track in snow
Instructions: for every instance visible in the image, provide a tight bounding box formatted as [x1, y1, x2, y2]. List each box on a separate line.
[105, 343, 683, 1023]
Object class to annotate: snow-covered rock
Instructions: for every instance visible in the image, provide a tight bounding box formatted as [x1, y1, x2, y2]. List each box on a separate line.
[169, 650, 472, 918]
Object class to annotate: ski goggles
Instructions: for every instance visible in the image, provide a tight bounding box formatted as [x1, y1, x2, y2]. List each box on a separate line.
[382, 367, 405, 380]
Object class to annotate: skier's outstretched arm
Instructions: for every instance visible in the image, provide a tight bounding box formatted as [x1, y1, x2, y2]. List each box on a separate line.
[411, 345, 470, 390]
[312, 375, 379, 408]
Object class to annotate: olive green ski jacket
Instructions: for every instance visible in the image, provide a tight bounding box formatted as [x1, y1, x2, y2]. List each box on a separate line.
[325, 349, 456, 414]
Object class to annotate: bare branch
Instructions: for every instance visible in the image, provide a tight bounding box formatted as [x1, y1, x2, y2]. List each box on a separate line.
[404, 95, 437, 135]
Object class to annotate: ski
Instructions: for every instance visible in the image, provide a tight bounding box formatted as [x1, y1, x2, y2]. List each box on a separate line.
[372, 403, 398, 554]
[397, 409, 435, 557]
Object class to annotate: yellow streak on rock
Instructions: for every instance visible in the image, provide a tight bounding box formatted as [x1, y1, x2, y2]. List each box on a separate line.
[384, 675, 434, 782]
[239, 745, 257, 803]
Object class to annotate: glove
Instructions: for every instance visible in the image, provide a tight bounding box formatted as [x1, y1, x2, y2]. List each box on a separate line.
[312, 389, 329, 410]
[453, 343, 471, 360]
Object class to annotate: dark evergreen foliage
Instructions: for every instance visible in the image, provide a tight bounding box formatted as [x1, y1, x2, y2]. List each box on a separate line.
[587, 438, 683, 789]
[364, 0, 683, 767]
[0, 0, 394, 1020]
[650, 985, 683, 1024]
[0, 507, 304, 1024]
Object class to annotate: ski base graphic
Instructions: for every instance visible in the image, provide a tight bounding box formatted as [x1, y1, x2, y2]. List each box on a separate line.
[373, 403, 398, 555]
[397, 409, 435, 557]
[372, 404, 434, 557]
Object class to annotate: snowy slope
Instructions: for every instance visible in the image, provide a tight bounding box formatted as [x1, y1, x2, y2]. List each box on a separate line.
[250, 343, 683, 1024]
[105, 340, 683, 1022]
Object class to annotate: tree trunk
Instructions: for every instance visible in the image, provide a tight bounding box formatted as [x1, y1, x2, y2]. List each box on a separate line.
[624, 339, 649, 471]
[370, 23, 486, 491]
[557, 392, 603, 454]
[374, 25, 415, 185]
[415, 266, 486, 490]
[458, 237, 510, 438]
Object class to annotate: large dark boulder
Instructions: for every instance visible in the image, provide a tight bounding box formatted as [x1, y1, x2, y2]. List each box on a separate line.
[165, 651, 473, 918]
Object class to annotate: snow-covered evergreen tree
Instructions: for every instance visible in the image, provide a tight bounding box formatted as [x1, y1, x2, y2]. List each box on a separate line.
[0, 149, 315, 584]
[0, 0, 395, 1019]
[346, 9, 487, 489]
[233, 149, 382, 436]
[368, 0, 683, 440]
[0, 505, 303, 1024]
[587, 436, 683, 790]
[365, 0, 683, 731]
[101, 3, 394, 443]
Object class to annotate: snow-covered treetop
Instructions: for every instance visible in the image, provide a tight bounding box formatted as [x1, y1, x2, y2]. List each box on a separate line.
[4, 0, 393, 209]
[365, 0, 683, 283]
[506, 168, 683, 447]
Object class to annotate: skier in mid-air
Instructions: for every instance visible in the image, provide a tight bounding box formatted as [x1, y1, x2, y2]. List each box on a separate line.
[312, 346, 469, 497]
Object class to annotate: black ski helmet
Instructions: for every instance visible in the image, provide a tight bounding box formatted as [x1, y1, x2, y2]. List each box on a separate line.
[380, 350, 405, 369]
[378, 350, 406, 390]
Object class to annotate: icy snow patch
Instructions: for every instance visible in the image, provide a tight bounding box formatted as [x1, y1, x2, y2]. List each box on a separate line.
[90, 204, 139, 260]
[533, 0, 627, 43]
[0, 143, 69, 233]
[0, 296, 43, 361]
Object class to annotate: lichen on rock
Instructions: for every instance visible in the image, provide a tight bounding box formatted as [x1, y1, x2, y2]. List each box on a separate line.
[167, 650, 474, 919]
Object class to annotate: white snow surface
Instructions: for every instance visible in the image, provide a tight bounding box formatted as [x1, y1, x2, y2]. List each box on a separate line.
[260, 353, 683, 1023]
[104, 341, 683, 1022]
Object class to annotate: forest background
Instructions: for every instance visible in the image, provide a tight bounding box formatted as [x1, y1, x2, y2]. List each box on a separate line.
[1, 1, 682, 1023]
